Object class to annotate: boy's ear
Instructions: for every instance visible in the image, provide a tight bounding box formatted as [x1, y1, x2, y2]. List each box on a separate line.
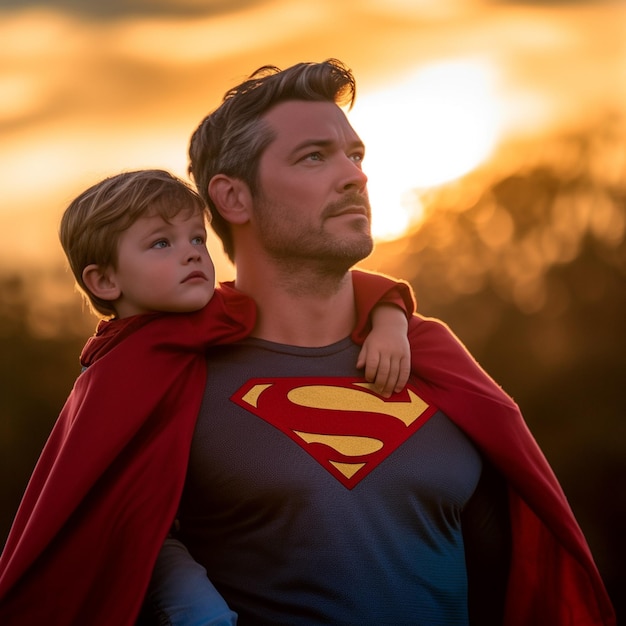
[208, 175, 251, 225]
[82, 264, 121, 302]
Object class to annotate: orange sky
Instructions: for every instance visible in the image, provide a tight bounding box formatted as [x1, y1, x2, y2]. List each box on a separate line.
[0, 0, 624, 280]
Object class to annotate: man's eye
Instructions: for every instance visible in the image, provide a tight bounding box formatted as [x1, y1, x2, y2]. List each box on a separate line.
[305, 152, 323, 162]
[152, 240, 168, 249]
[351, 153, 364, 164]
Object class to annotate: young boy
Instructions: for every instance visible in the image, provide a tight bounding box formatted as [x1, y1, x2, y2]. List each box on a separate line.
[0, 169, 415, 625]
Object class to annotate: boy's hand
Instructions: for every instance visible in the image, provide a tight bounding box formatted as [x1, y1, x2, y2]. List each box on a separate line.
[356, 304, 410, 398]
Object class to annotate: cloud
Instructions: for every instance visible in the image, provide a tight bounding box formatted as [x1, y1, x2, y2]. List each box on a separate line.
[0, 0, 623, 272]
[0, 0, 262, 19]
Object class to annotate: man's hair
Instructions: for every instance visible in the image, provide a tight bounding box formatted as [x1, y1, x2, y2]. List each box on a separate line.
[59, 169, 207, 317]
[188, 58, 357, 262]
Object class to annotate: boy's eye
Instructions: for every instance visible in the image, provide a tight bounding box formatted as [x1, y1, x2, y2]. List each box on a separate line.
[191, 236, 205, 246]
[152, 240, 169, 249]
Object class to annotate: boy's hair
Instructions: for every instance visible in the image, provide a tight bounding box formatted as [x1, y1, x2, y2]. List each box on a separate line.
[59, 169, 207, 318]
[188, 58, 356, 262]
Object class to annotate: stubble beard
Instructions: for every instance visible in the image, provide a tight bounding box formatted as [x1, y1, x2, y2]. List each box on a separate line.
[255, 194, 374, 280]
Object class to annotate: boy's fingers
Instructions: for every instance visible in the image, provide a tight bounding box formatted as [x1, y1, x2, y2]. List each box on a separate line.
[356, 343, 370, 370]
[370, 358, 393, 397]
[382, 360, 401, 397]
[393, 359, 411, 392]
[393, 359, 411, 393]
[361, 353, 377, 380]
[371, 358, 389, 385]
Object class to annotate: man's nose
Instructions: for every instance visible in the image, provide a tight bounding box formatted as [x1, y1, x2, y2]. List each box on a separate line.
[339, 157, 368, 192]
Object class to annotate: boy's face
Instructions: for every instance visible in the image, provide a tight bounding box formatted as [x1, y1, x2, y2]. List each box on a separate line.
[110, 210, 215, 318]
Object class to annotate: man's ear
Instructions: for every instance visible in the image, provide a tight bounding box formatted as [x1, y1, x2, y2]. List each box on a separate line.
[208, 175, 252, 225]
[82, 264, 121, 302]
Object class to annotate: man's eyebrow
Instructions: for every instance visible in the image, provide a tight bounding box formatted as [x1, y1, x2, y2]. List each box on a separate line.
[289, 138, 365, 156]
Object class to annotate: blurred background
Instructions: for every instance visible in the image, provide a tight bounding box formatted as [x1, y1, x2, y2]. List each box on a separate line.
[1, 0, 624, 618]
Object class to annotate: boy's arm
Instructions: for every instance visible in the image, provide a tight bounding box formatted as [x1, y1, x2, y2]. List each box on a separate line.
[350, 269, 415, 342]
[357, 303, 410, 397]
[140, 537, 237, 626]
[350, 269, 415, 397]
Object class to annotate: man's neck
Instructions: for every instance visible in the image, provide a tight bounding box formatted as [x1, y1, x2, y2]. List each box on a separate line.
[234, 262, 356, 347]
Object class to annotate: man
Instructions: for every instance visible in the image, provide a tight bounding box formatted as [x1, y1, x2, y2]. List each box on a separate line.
[157, 59, 614, 625]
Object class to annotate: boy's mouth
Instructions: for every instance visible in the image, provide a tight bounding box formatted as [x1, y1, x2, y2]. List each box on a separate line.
[182, 271, 208, 283]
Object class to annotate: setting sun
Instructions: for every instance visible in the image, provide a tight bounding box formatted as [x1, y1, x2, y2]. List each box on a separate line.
[349, 59, 502, 241]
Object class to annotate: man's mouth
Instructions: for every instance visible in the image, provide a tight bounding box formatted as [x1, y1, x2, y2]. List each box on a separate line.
[332, 206, 369, 217]
[324, 194, 371, 220]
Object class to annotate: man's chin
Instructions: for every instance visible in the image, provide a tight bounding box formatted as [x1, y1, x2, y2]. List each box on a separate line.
[323, 240, 374, 273]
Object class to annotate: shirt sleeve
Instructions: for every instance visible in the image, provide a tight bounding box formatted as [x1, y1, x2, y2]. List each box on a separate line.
[350, 269, 416, 345]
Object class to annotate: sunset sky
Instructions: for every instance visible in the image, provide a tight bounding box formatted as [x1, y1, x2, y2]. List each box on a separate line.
[0, 0, 624, 280]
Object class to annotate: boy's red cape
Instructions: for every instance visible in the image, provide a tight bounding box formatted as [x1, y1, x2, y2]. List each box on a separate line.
[0, 272, 615, 625]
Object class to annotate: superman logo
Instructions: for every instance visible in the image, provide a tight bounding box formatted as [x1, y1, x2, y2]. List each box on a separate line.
[231, 377, 436, 489]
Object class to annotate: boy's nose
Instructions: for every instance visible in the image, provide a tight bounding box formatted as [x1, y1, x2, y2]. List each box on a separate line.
[185, 246, 202, 263]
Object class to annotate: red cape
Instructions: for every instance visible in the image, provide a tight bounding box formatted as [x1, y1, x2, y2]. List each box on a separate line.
[0, 271, 614, 625]
[406, 315, 615, 625]
[0, 285, 256, 625]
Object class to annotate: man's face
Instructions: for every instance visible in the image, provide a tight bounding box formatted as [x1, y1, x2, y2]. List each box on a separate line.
[252, 100, 373, 271]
